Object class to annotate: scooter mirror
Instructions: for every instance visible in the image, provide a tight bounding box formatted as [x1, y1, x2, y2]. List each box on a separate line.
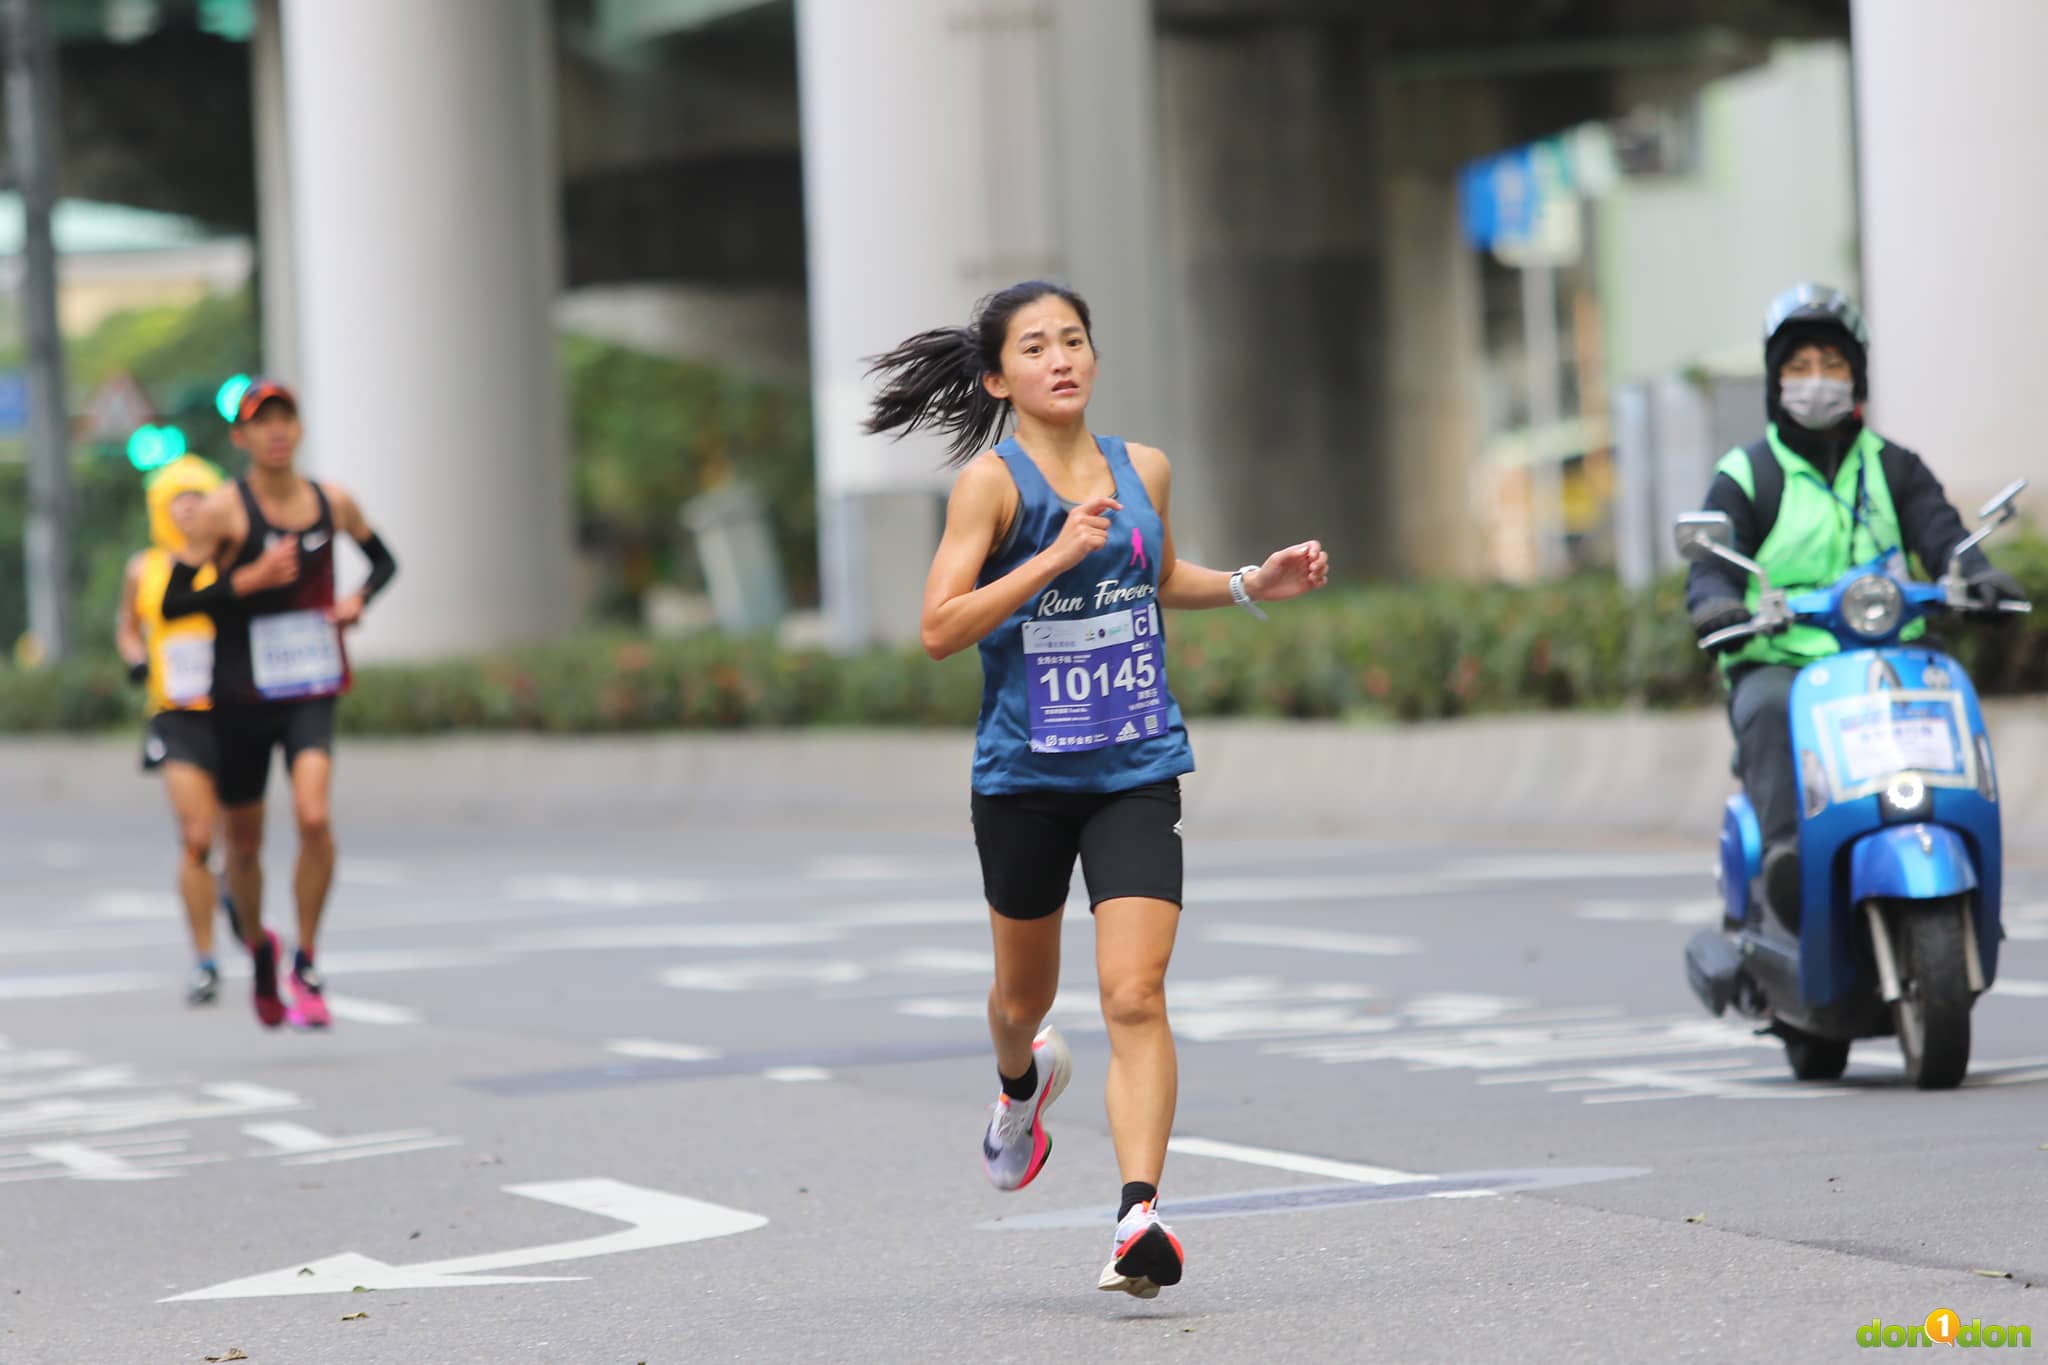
[1674, 511, 1734, 563]
[1978, 478, 2027, 523]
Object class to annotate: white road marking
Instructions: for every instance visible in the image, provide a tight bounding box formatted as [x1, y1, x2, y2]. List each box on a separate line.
[606, 1039, 721, 1063]
[243, 1121, 460, 1165]
[20, 1140, 209, 1181]
[322, 996, 421, 1026]
[84, 891, 176, 921]
[1576, 899, 1722, 925]
[805, 856, 917, 882]
[498, 924, 844, 953]
[1167, 1136, 1426, 1186]
[761, 1067, 831, 1083]
[0, 1132, 223, 1183]
[0, 1065, 138, 1102]
[0, 1082, 303, 1141]
[309, 948, 496, 974]
[339, 860, 410, 887]
[0, 971, 159, 1001]
[1198, 875, 1454, 903]
[0, 927, 183, 956]
[504, 876, 709, 908]
[889, 948, 992, 974]
[1168, 1136, 1495, 1201]
[1990, 978, 2048, 998]
[162, 1179, 768, 1300]
[2002, 905, 2048, 940]
[1439, 853, 1706, 882]
[1204, 925, 1422, 957]
[823, 901, 985, 928]
[659, 960, 866, 992]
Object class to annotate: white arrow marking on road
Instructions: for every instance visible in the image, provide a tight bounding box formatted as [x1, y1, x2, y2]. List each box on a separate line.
[161, 1179, 767, 1301]
[1168, 1136, 1497, 1200]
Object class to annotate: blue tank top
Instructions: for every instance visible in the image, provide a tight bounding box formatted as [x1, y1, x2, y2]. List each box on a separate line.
[971, 435, 1195, 795]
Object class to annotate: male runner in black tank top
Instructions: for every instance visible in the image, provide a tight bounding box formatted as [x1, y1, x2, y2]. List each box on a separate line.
[164, 379, 399, 1030]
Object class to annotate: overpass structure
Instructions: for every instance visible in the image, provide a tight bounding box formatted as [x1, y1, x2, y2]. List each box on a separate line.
[10, 0, 2040, 656]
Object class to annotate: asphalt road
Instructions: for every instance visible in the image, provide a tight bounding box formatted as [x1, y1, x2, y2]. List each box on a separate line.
[3, 798, 2046, 1364]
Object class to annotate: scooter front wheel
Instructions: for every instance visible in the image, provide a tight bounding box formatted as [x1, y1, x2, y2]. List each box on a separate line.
[1781, 1026, 1850, 1081]
[1888, 895, 1973, 1091]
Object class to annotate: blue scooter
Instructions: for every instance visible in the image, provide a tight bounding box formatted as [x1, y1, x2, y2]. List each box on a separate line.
[1680, 478, 2032, 1089]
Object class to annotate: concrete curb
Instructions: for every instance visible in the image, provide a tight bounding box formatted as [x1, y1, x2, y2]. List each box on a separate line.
[7, 701, 2044, 845]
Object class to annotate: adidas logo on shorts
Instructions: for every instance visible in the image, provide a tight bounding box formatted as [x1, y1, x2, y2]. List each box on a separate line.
[1115, 721, 1140, 742]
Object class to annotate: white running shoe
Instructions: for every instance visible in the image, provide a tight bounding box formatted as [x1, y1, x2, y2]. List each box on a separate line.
[1097, 1200, 1184, 1298]
[980, 1025, 1073, 1191]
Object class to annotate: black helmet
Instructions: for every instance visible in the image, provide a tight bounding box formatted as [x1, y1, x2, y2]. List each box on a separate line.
[1763, 282, 1869, 416]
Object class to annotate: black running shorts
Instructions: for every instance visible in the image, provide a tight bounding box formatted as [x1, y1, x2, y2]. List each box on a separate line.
[215, 697, 337, 807]
[969, 779, 1183, 920]
[141, 710, 219, 775]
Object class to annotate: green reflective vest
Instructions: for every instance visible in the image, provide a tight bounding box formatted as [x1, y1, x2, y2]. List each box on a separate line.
[1716, 423, 1921, 673]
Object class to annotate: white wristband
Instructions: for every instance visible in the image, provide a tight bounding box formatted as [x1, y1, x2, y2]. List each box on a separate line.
[1229, 565, 1268, 621]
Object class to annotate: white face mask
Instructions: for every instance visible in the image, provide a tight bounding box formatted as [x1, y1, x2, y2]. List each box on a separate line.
[1781, 376, 1855, 431]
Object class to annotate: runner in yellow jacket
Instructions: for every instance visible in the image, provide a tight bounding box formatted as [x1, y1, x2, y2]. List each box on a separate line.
[114, 455, 236, 1006]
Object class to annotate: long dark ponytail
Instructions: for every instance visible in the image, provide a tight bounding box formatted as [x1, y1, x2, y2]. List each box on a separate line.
[862, 280, 1094, 467]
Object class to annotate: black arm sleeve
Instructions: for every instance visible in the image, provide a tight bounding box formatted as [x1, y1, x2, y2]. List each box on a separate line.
[1880, 443, 1987, 578]
[357, 532, 398, 601]
[162, 559, 246, 621]
[1684, 471, 1763, 614]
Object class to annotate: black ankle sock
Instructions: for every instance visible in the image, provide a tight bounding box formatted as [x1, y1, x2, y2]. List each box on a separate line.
[999, 1058, 1037, 1102]
[294, 948, 314, 976]
[1119, 1181, 1158, 1220]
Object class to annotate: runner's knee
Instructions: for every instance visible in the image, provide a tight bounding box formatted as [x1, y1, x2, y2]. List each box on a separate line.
[1099, 972, 1167, 1031]
[295, 800, 331, 843]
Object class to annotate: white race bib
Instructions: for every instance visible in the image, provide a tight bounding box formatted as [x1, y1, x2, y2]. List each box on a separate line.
[250, 610, 344, 700]
[161, 637, 214, 707]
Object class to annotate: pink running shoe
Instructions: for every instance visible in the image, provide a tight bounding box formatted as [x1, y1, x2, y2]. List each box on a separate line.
[287, 957, 331, 1029]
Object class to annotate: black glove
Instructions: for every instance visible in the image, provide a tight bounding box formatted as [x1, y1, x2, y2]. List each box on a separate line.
[126, 660, 149, 687]
[1968, 568, 2027, 611]
[1690, 597, 1752, 650]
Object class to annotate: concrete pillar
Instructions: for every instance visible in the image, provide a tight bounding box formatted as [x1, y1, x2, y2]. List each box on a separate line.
[279, 0, 575, 659]
[1851, 0, 2048, 519]
[1156, 20, 1387, 577]
[797, 0, 1176, 650]
[1381, 167, 1485, 580]
[249, 0, 297, 384]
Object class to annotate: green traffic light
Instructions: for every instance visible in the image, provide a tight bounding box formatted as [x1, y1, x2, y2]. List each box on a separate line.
[215, 374, 253, 423]
[126, 424, 187, 472]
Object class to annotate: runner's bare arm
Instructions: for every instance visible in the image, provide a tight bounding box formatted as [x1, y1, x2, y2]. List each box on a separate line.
[1131, 443, 1329, 611]
[162, 487, 293, 619]
[921, 453, 1112, 660]
[321, 483, 396, 628]
[115, 552, 147, 669]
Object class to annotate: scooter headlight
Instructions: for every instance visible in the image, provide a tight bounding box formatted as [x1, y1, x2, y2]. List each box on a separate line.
[1882, 772, 1932, 820]
[1841, 574, 1905, 639]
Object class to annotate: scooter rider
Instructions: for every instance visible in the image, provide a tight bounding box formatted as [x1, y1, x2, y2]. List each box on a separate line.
[1684, 284, 2026, 929]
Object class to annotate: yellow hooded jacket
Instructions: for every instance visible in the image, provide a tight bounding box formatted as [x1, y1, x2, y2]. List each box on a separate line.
[135, 457, 223, 715]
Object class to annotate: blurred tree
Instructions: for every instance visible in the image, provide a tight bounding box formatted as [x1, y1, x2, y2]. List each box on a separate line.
[560, 331, 816, 617]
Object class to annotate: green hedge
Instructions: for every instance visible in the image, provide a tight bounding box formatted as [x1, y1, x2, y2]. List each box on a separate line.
[6, 548, 2046, 736]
